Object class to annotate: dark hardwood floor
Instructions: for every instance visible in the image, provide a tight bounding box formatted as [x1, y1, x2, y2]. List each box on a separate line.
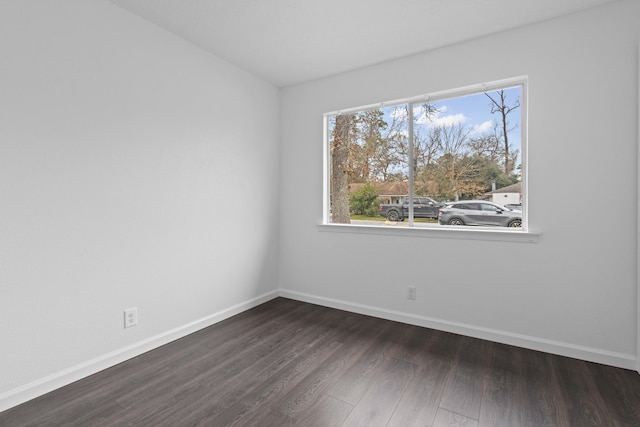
[2, 297, 640, 426]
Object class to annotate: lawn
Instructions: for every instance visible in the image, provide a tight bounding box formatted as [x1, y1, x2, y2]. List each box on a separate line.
[350, 215, 437, 223]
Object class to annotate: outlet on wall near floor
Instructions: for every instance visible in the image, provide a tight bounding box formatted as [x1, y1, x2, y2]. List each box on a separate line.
[124, 307, 138, 328]
[408, 286, 416, 300]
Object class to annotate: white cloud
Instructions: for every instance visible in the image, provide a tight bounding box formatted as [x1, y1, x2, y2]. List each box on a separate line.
[471, 120, 494, 134]
[411, 103, 468, 128]
[435, 113, 467, 127]
[417, 110, 467, 128]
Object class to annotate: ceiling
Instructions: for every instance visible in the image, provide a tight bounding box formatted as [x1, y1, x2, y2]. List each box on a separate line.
[108, 0, 618, 87]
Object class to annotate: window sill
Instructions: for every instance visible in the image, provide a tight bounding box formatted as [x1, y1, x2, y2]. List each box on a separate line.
[318, 222, 540, 243]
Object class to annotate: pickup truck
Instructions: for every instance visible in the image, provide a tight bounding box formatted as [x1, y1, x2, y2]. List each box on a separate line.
[379, 196, 442, 221]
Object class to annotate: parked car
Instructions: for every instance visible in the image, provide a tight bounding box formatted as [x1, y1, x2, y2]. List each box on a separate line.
[379, 196, 442, 221]
[438, 201, 522, 227]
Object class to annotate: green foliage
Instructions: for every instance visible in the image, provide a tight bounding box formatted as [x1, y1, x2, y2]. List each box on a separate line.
[350, 184, 380, 216]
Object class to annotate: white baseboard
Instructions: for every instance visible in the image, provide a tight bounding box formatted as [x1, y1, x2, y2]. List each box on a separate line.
[279, 289, 638, 371]
[0, 290, 279, 413]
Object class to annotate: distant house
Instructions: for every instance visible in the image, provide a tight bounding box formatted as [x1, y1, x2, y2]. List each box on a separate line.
[349, 182, 409, 204]
[486, 182, 522, 206]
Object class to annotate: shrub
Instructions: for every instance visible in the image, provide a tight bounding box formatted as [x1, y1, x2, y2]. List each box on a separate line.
[350, 184, 380, 217]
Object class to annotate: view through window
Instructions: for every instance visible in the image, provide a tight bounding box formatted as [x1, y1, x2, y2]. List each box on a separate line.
[325, 79, 526, 230]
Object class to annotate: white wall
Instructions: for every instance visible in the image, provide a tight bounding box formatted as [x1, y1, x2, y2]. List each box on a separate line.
[0, 0, 280, 409]
[280, 0, 640, 369]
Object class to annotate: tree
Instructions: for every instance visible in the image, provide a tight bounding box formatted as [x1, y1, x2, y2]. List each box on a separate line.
[386, 109, 411, 181]
[349, 183, 379, 216]
[329, 91, 521, 209]
[467, 134, 501, 160]
[352, 109, 389, 181]
[485, 90, 520, 175]
[433, 123, 472, 199]
[330, 114, 353, 223]
[416, 120, 516, 200]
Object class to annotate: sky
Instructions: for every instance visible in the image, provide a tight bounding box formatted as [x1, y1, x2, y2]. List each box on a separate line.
[422, 86, 522, 144]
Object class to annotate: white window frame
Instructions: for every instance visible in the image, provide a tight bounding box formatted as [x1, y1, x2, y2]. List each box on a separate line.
[321, 76, 540, 243]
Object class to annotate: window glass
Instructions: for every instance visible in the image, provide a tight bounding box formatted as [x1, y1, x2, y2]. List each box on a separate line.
[480, 203, 499, 212]
[325, 79, 525, 230]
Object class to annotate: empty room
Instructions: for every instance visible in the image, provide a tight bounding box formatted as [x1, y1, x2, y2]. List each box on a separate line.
[1, 0, 640, 425]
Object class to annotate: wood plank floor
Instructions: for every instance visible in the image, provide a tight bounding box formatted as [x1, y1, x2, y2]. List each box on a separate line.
[2, 297, 640, 426]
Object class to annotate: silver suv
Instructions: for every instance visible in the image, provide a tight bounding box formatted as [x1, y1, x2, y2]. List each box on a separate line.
[438, 201, 522, 228]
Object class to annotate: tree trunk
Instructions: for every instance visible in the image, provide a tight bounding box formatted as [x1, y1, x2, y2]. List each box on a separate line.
[500, 97, 510, 175]
[331, 114, 352, 223]
[486, 90, 519, 175]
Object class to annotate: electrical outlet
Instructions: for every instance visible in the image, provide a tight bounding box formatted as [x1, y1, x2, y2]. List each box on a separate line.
[124, 307, 138, 328]
[408, 286, 416, 300]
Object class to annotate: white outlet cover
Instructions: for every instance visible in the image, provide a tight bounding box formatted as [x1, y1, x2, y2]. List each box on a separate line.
[124, 307, 138, 328]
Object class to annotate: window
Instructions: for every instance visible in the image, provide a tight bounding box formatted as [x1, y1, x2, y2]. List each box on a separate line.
[480, 203, 499, 212]
[324, 77, 527, 232]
